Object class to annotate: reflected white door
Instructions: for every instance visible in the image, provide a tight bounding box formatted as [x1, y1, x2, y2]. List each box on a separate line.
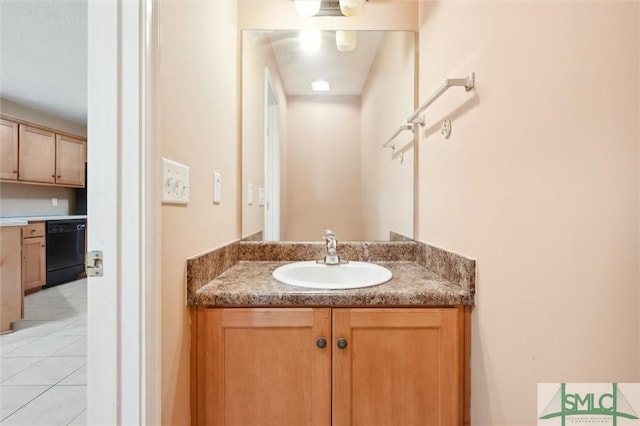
[265, 69, 280, 241]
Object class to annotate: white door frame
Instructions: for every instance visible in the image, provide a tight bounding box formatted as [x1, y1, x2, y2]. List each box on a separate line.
[264, 68, 280, 241]
[87, 1, 161, 424]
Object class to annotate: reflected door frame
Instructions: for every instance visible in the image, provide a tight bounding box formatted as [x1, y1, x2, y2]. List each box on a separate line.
[264, 68, 280, 241]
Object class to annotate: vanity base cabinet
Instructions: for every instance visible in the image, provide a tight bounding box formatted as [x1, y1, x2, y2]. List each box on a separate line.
[332, 308, 466, 426]
[191, 306, 470, 426]
[192, 308, 332, 426]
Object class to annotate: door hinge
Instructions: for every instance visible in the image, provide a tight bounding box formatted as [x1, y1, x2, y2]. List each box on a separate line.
[86, 251, 103, 277]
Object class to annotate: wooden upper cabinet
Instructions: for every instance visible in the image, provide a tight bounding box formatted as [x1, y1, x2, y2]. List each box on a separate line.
[332, 308, 464, 426]
[0, 117, 87, 188]
[55, 134, 86, 187]
[0, 119, 19, 180]
[18, 125, 56, 184]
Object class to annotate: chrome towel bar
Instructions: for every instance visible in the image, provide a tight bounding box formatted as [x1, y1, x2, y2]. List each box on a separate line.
[382, 123, 414, 149]
[407, 72, 475, 126]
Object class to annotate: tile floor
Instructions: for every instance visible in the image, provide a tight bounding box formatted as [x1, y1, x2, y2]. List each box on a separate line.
[1, 279, 87, 425]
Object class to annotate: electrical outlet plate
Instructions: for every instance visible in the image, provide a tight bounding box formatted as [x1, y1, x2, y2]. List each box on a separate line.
[213, 172, 222, 204]
[162, 158, 190, 205]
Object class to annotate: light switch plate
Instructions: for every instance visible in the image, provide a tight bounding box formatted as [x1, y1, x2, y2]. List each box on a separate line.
[258, 187, 265, 206]
[248, 183, 253, 205]
[213, 172, 222, 204]
[162, 158, 189, 205]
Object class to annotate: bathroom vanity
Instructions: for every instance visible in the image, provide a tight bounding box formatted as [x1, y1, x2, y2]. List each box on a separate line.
[188, 241, 475, 426]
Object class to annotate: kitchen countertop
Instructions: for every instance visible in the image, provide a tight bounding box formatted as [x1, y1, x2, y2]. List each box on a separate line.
[0, 218, 28, 227]
[0, 215, 88, 225]
[193, 260, 473, 306]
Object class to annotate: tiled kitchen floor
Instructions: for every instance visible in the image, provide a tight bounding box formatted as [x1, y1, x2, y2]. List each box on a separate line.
[0, 279, 87, 425]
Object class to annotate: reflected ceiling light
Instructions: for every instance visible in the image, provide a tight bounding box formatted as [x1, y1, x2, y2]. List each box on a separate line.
[339, 0, 365, 16]
[299, 30, 321, 54]
[294, 0, 321, 17]
[336, 30, 357, 52]
[311, 80, 330, 92]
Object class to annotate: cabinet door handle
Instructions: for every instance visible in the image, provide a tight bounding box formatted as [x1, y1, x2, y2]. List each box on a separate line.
[337, 338, 348, 349]
[12, 170, 17, 174]
[57, 175, 61, 178]
[30, 229, 36, 233]
[316, 337, 327, 349]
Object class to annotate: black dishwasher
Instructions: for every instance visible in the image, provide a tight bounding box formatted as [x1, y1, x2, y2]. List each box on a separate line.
[45, 219, 86, 288]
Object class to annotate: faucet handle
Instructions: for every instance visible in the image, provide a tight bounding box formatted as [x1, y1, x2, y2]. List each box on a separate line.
[324, 228, 336, 239]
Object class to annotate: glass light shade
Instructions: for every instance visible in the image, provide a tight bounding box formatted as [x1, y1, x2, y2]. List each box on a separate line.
[335, 30, 357, 52]
[295, 0, 321, 17]
[299, 30, 321, 54]
[339, 0, 365, 16]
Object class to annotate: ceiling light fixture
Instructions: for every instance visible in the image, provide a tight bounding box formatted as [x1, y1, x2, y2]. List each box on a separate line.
[336, 30, 357, 52]
[294, 0, 321, 17]
[311, 80, 330, 92]
[299, 30, 321, 54]
[339, 0, 365, 16]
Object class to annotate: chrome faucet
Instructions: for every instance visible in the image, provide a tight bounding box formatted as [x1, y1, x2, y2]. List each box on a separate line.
[318, 229, 346, 265]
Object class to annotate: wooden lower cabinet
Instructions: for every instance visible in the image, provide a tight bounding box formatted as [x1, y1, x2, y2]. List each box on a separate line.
[191, 306, 470, 426]
[22, 222, 46, 293]
[1, 227, 23, 333]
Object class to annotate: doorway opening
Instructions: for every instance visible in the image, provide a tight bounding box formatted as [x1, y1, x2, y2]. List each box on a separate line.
[264, 68, 280, 241]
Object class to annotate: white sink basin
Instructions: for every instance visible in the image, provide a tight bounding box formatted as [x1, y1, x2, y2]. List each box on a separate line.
[272, 261, 392, 290]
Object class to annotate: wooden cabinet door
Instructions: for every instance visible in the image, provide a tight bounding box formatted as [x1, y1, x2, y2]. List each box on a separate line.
[1, 227, 23, 333]
[18, 125, 55, 183]
[332, 308, 464, 426]
[193, 307, 331, 426]
[55, 134, 86, 186]
[23, 236, 46, 292]
[0, 119, 19, 180]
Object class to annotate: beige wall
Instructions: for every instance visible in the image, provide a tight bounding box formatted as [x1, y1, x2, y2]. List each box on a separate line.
[360, 31, 414, 240]
[417, 2, 640, 425]
[284, 96, 363, 240]
[241, 32, 288, 239]
[160, 1, 238, 424]
[0, 183, 74, 217]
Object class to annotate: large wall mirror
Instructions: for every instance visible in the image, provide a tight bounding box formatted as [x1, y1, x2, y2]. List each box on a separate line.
[242, 29, 415, 242]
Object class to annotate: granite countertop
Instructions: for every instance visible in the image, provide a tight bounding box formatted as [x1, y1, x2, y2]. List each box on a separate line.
[187, 241, 475, 307]
[193, 260, 473, 307]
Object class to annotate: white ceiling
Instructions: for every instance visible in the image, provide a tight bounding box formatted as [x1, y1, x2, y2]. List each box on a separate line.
[267, 30, 383, 96]
[0, 0, 87, 125]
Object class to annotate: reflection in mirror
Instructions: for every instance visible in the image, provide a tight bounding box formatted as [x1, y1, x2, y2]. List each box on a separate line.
[242, 30, 415, 242]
